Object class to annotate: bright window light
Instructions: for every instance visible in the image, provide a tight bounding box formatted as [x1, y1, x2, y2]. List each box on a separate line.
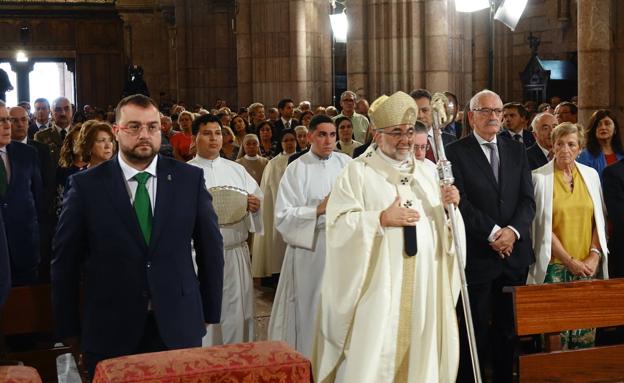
[330, 12, 348, 43]
[16, 51, 29, 63]
[455, 0, 490, 13]
[494, 0, 528, 31]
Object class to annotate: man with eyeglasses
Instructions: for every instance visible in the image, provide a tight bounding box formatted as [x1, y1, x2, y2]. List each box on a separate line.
[554, 101, 578, 124]
[409, 88, 456, 163]
[445, 89, 535, 383]
[188, 114, 263, 347]
[0, 101, 42, 287]
[52, 94, 224, 379]
[314, 91, 464, 382]
[333, 90, 370, 143]
[10, 106, 55, 281]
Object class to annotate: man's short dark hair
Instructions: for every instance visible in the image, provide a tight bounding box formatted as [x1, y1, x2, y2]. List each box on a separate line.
[414, 120, 428, 134]
[277, 98, 294, 110]
[558, 101, 578, 114]
[409, 88, 432, 101]
[309, 114, 335, 133]
[115, 94, 159, 122]
[34, 98, 50, 108]
[192, 114, 221, 136]
[503, 102, 529, 120]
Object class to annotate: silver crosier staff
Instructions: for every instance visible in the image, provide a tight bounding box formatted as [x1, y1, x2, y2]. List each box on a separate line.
[430, 92, 482, 383]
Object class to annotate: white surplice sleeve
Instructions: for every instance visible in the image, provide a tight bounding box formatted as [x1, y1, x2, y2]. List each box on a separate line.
[243, 169, 264, 235]
[274, 164, 318, 249]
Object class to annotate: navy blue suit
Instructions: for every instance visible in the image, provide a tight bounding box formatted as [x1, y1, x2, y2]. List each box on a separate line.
[52, 155, 223, 358]
[499, 128, 535, 148]
[1, 142, 42, 286]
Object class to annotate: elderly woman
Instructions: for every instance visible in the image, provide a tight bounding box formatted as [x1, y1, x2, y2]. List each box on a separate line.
[78, 120, 116, 168]
[529, 122, 609, 349]
[578, 109, 624, 178]
[170, 110, 195, 162]
[236, 134, 269, 185]
[252, 129, 298, 280]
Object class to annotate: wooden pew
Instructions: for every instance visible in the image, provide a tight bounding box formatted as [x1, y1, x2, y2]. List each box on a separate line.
[506, 278, 624, 383]
[0, 284, 76, 382]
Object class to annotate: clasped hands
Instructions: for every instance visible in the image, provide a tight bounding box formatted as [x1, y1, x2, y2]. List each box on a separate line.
[564, 251, 600, 277]
[379, 185, 459, 227]
[490, 227, 516, 258]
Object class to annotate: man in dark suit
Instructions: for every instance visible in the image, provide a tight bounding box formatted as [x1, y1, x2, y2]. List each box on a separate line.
[526, 112, 557, 170]
[272, 98, 299, 137]
[10, 105, 56, 281]
[28, 98, 53, 139]
[409, 89, 456, 162]
[52, 94, 224, 378]
[445, 90, 535, 383]
[499, 102, 535, 148]
[0, 101, 43, 286]
[34, 96, 74, 167]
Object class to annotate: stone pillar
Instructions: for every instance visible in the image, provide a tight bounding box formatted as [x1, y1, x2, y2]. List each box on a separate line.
[472, 9, 489, 94]
[615, 0, 624, 126]
[10, 61, 34, 103]
[577, 0, 613, 125]
[236, 0, 332, 108]
[347, 0, 472, 104]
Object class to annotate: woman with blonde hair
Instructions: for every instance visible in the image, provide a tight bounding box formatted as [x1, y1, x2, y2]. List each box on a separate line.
[220, 125, 240, 161]
[170, 110, 195, 161]
[529, 122, 608, 349]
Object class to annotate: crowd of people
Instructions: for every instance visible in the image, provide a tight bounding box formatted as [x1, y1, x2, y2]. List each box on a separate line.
[0, 86, 622, 382]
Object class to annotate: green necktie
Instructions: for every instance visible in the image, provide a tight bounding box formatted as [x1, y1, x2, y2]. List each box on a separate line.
[133, 172, 152, 244]
[0, 155, 7, 198]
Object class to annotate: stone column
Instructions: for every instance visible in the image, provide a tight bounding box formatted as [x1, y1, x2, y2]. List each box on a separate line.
[10, 61, 34, 103]
[236, 0, 331, 108]
[577, 0, 613, 125]
[614, 0, 624, 126]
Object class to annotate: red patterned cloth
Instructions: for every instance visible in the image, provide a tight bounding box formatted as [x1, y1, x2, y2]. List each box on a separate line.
[0, 366, 42, 383]
[92, 341, 312, 382]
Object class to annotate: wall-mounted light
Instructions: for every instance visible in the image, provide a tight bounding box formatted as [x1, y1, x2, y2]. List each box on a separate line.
[329, 11, 348, 43]
[16, 50, 29, 62]
[494, 0, 528, 31]
[455, 0, 490, 13]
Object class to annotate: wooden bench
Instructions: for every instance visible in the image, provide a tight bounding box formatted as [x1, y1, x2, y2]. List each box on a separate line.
[0, 284, 77, 382]
[506, 278, 624, 383]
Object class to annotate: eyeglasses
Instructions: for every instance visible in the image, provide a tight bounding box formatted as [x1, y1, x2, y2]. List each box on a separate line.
[473, 108, 503, 116]
[377, 129, 416, 140]
[119, 123, 160, 136]
[413, 144, 430, 151]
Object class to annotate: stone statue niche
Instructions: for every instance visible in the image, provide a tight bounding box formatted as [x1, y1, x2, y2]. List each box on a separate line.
[122, 65, 150, 98]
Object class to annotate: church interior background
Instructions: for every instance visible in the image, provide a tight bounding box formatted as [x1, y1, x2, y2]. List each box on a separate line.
[0, 0, 622, 127]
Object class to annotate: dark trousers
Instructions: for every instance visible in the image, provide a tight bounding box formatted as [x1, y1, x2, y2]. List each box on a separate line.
[85, 312, 167, 380]
[457, 266, 528, 383]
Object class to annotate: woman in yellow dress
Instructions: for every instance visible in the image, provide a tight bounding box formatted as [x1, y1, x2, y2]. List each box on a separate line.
[529, 122, 609, 349]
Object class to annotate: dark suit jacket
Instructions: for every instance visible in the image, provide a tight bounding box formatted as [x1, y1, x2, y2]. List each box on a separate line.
[1, 142, 42, 286]
[288, 148, 309, 164]
[352, 142, 371, 158]
[499, 128, 535, 148]
[0, 209, 10, 306]
[602, 160, 624, 278]
[446, 134, 535, 284]
[52, 155, 224, 355]
[272, 118, 299, 137]
[526, 143, 548, 171]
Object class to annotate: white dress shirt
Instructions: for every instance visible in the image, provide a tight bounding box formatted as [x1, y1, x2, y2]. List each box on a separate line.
[118, 153, 158, 213]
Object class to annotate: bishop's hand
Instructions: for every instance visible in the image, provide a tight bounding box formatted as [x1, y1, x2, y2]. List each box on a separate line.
[380, 196, 420, 227]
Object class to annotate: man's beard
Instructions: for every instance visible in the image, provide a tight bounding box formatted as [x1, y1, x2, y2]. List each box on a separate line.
[121, 141, 158, 164]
